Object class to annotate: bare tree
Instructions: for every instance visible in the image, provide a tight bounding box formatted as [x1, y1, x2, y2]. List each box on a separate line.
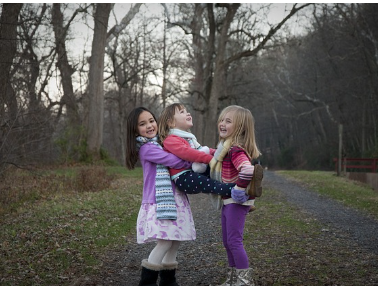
[85, 3, 142, 161]
[85, 3, 112, 160]
[166, 3, 311, 146]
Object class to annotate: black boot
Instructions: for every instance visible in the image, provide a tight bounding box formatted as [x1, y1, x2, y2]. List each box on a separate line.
[159, 261, 179, 286]
[139, 259, 162, 286]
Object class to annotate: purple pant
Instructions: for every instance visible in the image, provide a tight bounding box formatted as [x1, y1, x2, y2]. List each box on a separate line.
[221, 203, 250, 269]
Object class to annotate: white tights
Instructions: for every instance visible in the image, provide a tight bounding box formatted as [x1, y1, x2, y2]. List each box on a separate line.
[148, 239, 180, 265]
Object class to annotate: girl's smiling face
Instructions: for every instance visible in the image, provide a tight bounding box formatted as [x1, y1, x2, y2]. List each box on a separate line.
[137, 111, 158, 138]
[218, 111, 236, 139]
[172, 107, 193, 131]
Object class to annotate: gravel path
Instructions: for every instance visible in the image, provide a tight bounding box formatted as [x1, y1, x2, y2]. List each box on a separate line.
[79, 170, 378, 286]
[264, 171, 378, 255]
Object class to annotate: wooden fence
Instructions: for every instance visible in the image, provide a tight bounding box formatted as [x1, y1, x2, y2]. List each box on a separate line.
[333, 158, 378, 173]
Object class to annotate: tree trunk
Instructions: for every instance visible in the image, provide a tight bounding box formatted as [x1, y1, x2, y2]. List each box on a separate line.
[86, 4, 112, 160]
[0, 4, 23, 121]
[51, 3, 79, 125]
[190, 4, 207, 143]
[202, 4, 240, 147]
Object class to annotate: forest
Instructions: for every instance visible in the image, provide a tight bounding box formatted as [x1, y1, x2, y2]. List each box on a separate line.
[1, 3, 377, 173]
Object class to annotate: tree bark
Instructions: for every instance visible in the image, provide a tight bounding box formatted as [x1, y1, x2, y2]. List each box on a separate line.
[190, 4, 207, 143]
[203, 4, 240, 146]
[0, 4, 23, 121]
[86, 3, 112, 160]
[51, 3, 79, 125]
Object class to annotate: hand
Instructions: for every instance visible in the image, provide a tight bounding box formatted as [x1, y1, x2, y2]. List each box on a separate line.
[199, 146, 210, 154]
[231, 187, 249, 204]
[192, 162, 207, 173]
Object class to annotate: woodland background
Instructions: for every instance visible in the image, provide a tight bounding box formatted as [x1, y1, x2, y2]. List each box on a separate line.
[1, 3, 378, 174]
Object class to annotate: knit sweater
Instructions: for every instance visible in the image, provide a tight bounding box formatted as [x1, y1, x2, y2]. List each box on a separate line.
[221, 146, 254, 199]
[163, 134, 215, 177]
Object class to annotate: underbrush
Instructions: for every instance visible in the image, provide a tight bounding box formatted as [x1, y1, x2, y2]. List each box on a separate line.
[0, 165, 118, 215]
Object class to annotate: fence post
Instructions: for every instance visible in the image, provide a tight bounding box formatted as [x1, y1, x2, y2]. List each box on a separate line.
[337, 124, 343, 176]
[343, 157, 346, 174]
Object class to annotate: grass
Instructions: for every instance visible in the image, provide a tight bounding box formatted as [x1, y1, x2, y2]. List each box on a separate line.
[244, 185, 378, 285]
[0, 165, 142, 286]
[1, 167, 378, 285]
[277, 170, 378, 219]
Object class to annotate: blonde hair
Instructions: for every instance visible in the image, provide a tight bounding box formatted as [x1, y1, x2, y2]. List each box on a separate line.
[158, 103, 186, 144]
[218, 105, 261, 159]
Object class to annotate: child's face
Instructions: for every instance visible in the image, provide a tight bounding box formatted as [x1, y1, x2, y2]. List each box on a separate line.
[172, 107, 193, 131]
[137, 111, 157, 138]
[219, 111, 235, 139]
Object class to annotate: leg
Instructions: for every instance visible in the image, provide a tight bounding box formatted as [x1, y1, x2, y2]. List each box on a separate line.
[219, 209, 237, 286]
[222, 206, 235, 267]
[223, 204, 250, 269]
[175, 171, 235, 196]
[160, 241, 180, 286]
[148, 239, 173, 264]
[162, 240, 180, 264]
[224, 205, 255, 285]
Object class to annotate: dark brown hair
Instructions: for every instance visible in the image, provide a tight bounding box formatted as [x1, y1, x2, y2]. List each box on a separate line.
[125, 107, 157, 170]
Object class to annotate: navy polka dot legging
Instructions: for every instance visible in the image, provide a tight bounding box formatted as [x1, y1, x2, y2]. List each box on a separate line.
[174, 171, 235, 196]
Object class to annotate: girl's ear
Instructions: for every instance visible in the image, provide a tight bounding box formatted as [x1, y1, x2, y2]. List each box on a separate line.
[168, 119, 175, 128]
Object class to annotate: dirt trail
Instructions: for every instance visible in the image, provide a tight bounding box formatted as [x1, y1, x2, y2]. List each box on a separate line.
[264, 171, 378, 255]
[78, 171, 378, 285]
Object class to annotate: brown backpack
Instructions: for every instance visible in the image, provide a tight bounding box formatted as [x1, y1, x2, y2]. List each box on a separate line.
[246, 164, 264, 197]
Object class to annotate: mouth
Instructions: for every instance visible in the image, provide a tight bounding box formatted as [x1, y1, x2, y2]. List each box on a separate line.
[146, 129, 155, 134]
[186, 117, 192, 122]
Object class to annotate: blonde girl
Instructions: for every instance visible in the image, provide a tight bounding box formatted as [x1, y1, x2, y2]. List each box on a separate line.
[126, 107, 196, 286]
[210, 105, 261, 286]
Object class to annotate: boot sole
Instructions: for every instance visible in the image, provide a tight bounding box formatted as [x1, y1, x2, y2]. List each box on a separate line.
[247, 164, 263, 197]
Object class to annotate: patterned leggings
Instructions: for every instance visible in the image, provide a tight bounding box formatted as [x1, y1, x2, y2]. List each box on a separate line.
[175, 170, 235, 196]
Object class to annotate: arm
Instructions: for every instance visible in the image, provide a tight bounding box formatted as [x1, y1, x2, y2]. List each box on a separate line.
[140, 143, 191, 169]
[164, 135, 213, 164]
[231, 148, 254, 188]
[229, 147, 255, 203]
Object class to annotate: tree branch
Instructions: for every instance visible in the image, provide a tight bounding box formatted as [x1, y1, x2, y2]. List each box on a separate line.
[223, 3, 312, 67]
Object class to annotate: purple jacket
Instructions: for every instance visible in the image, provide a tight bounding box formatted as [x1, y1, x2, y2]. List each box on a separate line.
[139, 142, 192, 204]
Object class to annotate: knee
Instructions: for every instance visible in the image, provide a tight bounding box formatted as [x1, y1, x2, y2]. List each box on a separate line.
[157, 240, 173, 251]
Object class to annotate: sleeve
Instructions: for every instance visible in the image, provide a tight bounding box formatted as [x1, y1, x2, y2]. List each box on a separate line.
[163, 135, 213, 164]
[140, 143, 192, 169]
[230, 147, 254, 189]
